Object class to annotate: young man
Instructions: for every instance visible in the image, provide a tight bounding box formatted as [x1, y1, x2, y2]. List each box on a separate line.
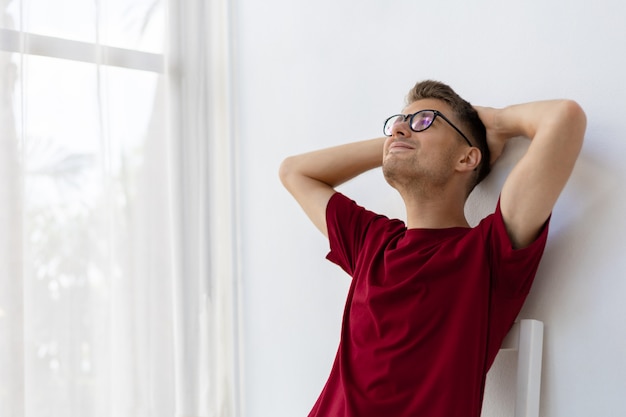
[279, 80, 586, 417]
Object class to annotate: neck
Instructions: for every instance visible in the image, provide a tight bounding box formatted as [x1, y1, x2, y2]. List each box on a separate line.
[399, 185, 470, 229]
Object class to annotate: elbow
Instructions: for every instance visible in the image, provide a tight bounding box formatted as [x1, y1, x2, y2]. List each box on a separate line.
[561, 99, 586, 122]
[560, 99, 587, 143]
[278, 155, 298, 188]
[550, 100, 586, 158]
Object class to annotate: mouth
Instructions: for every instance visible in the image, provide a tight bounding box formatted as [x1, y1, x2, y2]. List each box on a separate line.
[388, 141, 415, 152]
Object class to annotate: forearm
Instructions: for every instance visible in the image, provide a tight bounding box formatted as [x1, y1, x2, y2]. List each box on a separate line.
[491, 99, 585, 142]
[279, 137, 386, 237]
[280, 137, 385, 189]
[477, 100, 586, 166]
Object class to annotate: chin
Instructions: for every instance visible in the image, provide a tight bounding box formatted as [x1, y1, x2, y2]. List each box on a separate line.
[382, 163, 408, 187]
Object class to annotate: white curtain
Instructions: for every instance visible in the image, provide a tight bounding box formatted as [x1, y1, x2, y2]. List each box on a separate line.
[0, 0, 240, 416]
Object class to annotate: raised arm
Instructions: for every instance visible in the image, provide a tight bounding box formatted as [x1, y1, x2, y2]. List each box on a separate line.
[476, 100, 586, 249]
[279, 138, 385, 237]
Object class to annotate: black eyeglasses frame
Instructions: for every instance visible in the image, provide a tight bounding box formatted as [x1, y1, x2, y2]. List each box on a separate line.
[383, 109, 473, 147]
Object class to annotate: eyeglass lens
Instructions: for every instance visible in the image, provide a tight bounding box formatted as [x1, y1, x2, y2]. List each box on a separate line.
[383, 111, 436, 136]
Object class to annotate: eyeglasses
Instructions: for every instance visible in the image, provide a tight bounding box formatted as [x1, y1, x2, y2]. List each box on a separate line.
[383, 109, 473, 147]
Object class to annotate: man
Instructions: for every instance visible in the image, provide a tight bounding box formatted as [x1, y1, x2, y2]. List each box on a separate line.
[279, 80, 586, 417]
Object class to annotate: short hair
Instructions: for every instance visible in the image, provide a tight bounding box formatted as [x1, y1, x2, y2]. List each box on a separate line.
[406, 80, 490, 192]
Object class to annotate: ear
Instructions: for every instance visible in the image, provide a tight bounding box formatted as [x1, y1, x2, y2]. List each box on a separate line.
[456, 147, 482, 172]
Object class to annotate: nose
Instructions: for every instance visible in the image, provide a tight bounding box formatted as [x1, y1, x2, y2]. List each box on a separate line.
[391, 116, 411, 137]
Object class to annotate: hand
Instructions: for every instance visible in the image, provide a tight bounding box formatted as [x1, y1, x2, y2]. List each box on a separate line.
[474, 105, 508, 166]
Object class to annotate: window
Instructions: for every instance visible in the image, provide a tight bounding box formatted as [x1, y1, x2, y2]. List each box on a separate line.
[0, 1, 240, 416]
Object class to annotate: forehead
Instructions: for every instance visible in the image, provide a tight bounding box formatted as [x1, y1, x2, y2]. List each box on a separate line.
[403, 98, 452, 115]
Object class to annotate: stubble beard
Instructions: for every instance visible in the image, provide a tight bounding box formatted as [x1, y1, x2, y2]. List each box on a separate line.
[382, 153, 454, 198]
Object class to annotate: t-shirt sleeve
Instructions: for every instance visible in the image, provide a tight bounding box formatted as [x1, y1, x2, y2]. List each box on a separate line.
[487, 198, 550, 297]
[325, 192, 382, 276]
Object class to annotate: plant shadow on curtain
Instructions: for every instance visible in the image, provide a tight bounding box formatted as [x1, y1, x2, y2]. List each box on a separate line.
[0, 0, 230, 415]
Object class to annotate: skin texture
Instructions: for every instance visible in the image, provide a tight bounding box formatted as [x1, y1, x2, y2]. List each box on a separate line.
[279, 96, 586, 249]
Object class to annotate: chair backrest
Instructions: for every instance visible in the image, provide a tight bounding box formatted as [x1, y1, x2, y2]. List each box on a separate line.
[499, 319, 544, 417]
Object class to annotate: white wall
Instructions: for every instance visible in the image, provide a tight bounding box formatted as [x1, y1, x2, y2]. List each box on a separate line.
[234, 1, 626, 416]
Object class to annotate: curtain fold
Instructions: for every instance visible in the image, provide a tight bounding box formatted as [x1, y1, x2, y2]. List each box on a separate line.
[0, 14, 25, 415]
[0, 0, 239, 416]
[169, 0, 240, 414]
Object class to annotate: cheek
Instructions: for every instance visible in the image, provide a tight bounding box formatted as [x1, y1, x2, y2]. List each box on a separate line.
[383, 136, 392, 154]
[383, 137, 394, 152]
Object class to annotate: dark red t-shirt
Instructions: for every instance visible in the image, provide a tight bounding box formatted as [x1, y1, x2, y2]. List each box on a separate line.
[308, 192, 549, 417]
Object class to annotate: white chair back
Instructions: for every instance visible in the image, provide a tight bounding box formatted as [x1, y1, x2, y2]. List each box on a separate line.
[499, 319, 544, 417]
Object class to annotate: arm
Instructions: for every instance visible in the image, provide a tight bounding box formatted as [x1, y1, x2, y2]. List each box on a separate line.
[476, 100, 586, 249]
[279, 137, 385, 237]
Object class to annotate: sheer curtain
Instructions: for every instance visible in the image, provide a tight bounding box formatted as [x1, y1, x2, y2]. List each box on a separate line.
[0, 0, 240, 416]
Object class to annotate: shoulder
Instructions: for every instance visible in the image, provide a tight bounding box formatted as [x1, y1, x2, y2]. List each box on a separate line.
[476, 199, 550, 252]
[327, 192, 396, 227]
[327, 193, 406, 238]
[326, 193, 405, 274]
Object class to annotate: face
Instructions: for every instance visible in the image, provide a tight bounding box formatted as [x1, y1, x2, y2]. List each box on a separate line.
[382, 99, 469, 192]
